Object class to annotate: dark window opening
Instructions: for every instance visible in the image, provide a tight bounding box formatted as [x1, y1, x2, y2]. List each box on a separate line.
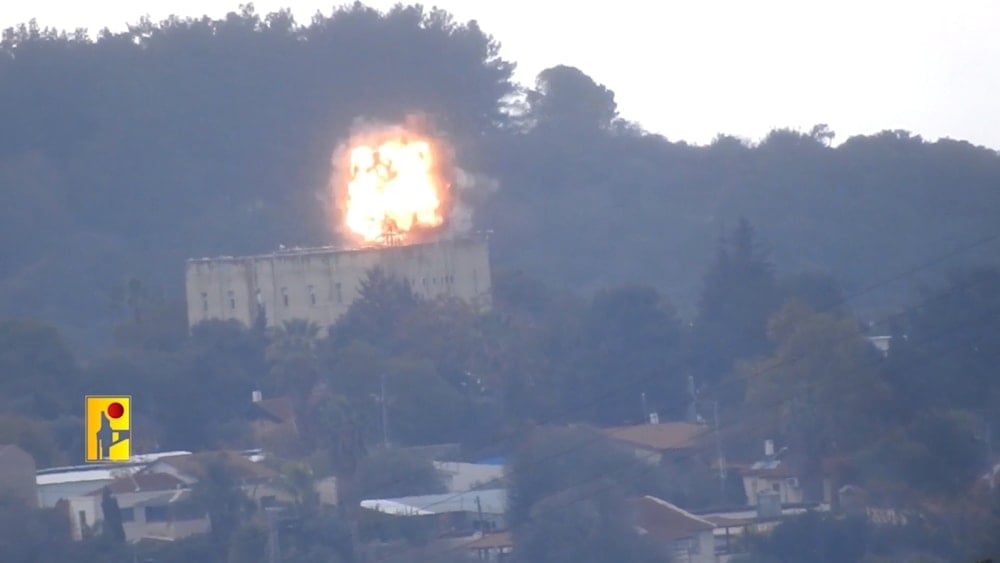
[145, 505, 169, 523]
[119, 507, 135, 522]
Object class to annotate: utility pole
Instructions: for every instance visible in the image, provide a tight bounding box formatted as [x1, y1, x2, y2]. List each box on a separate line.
[380, 373, 389, 448]
[712, 401, 727, 501]
[475, 495, 484, 533]
[266, 506, 282, 563]
[640, 392, 648, 423]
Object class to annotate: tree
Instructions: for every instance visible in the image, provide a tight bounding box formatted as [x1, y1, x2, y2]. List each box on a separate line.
[354, 448, 447, 500]
[741, 300, 891, 500]
[190, 455, 252, 542]
[526, 65, 619, 134]
[100, 487, 126, 543]
[568, 285, 684, 425]
[327, 268, 422, 353]
[745, 511, 872, 563]
[280, 461, 320, 516]
[506, 425, 645, 528]
[0, 413, 67, 468]
[0, 319, 79, 419]
[265, 319, 323, 401]
[0, 493, 77, 563]
[514, 479, 669, 563]
[690, 218, 783, 408]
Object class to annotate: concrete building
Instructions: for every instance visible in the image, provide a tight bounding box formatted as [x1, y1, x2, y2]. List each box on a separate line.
[185, 236, 492, 334]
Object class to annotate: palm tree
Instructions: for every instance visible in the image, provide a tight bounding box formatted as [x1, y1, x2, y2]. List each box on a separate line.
[280, 462, 319, 516]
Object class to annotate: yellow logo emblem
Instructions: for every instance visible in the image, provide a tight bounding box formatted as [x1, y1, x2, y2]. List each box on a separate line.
[85, 396, 132, 462]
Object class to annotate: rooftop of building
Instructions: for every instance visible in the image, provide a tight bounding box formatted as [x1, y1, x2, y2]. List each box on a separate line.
[602, 421, 711, 452]
[186, 235, 485, 264]
[360, 488, 507, 516]
[86, 472, 186, 495]
[630, 495, 716, 542]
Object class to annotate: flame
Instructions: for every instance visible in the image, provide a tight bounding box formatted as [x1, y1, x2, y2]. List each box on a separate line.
[343, 133, 447, 243]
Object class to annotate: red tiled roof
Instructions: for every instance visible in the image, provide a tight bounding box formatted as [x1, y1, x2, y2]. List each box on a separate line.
[465, 531, 513, 549]
[89, 472, 185, 495]
[603, 422, 710, 452]
[630, 496, 715, 542]
[250, 398, 295, 423]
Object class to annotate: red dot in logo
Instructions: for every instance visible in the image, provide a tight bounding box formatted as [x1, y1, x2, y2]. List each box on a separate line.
[106, 402, 124, 419]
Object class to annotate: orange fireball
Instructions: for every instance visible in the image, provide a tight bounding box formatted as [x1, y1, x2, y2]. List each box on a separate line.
[344, 135, 446, 243]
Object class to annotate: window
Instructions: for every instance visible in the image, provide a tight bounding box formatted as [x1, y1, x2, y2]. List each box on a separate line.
[145, 505, 169, 522]
[119, 507, 134, 522]
[201, 292, 208, 312]
[227, 290, 235, 310]
[308, 285, 316, 306]
[281, 287, 289, 307]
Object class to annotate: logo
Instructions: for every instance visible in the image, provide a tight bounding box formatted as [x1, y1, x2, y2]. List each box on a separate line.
[85, 396, 132, 462]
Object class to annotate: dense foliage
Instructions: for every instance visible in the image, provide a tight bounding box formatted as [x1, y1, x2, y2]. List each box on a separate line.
[2, 4, 999, 352]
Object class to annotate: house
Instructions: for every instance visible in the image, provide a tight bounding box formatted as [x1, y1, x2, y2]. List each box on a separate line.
[433, 461, 505, 493]
[35, 450, 192, 508]
[736, 440, 832, 507]
[65, 472, 210, 542]
[0, 444, 37, 507]
[247, 391, 299, 450]
[360, 488, 507, 537]
[630, 495, 718, 563]
[602, 420, 712, 465]
[139, 450, 287, 506]
[465, 530, 513, 561]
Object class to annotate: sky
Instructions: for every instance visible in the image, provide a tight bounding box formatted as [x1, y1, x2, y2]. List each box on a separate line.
[4, 0, 999, 150]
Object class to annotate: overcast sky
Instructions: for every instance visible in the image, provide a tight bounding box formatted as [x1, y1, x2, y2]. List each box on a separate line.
[5, 0, 999, 150]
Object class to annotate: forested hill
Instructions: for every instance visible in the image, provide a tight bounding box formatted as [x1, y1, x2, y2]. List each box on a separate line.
[2, 3, 999, 351]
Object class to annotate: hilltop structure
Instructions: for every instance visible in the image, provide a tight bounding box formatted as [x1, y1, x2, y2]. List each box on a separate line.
[185, 235, 492, 334]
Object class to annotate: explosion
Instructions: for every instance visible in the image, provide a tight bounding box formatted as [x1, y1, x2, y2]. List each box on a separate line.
[335, 121, 451, 245]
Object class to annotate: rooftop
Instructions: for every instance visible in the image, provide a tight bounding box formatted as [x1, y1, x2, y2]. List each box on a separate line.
[146, 451, 278, 481]
[464, 531, 513, 550]
[37, 466, 144, 486]
[603, 422, 710, 452]
[187, 236, 482, 264]
[361, 488, 507, 516]
[86, 472, 187, 495]
[630, 495, 716, 542]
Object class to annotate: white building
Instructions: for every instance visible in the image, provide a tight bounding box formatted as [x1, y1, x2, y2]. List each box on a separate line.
[185, 236, 492, 334]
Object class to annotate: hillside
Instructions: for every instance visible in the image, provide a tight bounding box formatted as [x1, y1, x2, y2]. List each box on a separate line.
[2, 5, 999, 352]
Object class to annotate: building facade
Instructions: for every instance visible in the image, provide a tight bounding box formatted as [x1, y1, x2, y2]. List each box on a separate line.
[185, 236, 492, 333]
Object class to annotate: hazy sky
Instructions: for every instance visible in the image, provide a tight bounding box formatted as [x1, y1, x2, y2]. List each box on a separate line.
[5, 0, 999, 149]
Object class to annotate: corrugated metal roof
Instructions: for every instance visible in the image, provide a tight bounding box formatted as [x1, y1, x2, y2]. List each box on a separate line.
[360, 488, 507, 516]
[37, 466, 144, 485]
[36, 451, 192, 476]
